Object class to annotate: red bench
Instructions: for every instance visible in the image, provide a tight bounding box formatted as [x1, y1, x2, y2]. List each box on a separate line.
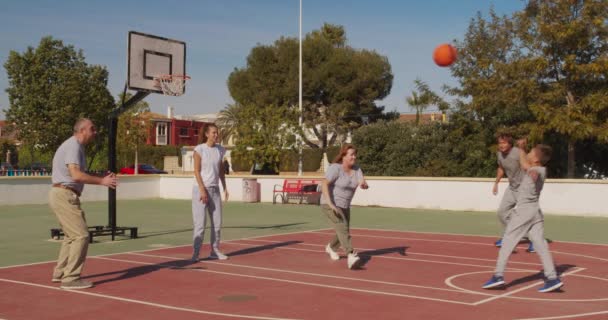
[273, 179, 322, 205]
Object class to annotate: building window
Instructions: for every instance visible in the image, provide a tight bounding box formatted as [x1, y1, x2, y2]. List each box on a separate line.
[179, 127, 188, 136]
[156, 123, 167, 145]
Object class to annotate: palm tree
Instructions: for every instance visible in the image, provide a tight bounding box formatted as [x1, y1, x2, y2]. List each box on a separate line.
[216, 103, 243, 145]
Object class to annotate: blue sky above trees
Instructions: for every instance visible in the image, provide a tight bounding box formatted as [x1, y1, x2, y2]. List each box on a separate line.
[0, 0, 522, 118]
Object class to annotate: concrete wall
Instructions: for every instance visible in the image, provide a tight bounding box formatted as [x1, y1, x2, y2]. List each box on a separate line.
[0, 176, 160, 205]
[2, 175, 607, 217]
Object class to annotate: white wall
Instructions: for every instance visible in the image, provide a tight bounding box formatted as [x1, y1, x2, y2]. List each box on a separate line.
[2, 175, 607, 217]
[0, 176, 160, 205]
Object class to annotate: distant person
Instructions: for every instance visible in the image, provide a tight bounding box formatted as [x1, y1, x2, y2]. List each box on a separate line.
[223, 158, 230, 175]
[191, 123, 229, 261]
[49, 118, 118, 289]
[483, 141, 563, 293]
[321, 144, 368, 269]
[492, 133, 534, 253]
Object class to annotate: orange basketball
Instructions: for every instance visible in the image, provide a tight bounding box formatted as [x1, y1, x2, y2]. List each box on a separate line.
[433, 43, 457, 67]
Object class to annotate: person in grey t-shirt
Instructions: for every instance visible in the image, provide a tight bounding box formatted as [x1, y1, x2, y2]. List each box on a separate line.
[321, 144, 368, 270]
[49, 118, 117, 290]
[492, 133, 534, 253]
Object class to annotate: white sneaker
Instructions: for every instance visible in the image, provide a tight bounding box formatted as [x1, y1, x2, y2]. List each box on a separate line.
[210, 251, 229, 260]
[325, 244, 340, 260]
[347, 252, 362, 269]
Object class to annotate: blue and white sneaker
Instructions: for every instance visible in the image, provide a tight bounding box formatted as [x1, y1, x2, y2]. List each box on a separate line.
[538, 278, 563, 293]
[482, 275, 505, 289]
[494, 239, 503, 247]
[527, 242, 535, 253]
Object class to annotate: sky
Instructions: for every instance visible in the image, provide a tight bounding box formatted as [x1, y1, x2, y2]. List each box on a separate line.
[0, 0, 525, 119]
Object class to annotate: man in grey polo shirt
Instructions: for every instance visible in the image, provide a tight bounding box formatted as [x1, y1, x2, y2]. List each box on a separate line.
[492, 133, 534, 253]
[49, 118, 118, 289]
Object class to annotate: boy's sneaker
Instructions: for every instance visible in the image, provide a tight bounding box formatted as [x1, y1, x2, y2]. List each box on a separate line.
[210, 251, 229, 260]
[60, 279, 94, 290]
[538, 278, 563, 293]
[482, 275, 505, 289]
[494, 239, 503, 247]
[325, 244, 340, 261]
[347, 252, 363, 269]
[526, 242, 536, 253]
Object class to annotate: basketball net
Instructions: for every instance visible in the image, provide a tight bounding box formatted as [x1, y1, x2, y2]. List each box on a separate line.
[154, 74, 190, 96]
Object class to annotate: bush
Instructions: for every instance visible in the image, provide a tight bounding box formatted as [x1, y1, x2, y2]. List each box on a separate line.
[117, 144, 182, 170]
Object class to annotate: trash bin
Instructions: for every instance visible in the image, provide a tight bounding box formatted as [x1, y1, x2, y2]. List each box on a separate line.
[242, 178, 260, 202]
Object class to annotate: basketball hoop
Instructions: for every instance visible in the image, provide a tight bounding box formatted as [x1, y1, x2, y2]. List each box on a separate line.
[153, 74, 190, 96]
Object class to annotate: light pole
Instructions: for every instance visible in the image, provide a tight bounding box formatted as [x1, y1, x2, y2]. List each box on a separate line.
[297, 0, 303, 176]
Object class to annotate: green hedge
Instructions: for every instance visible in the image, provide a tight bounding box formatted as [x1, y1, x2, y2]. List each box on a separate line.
[231, 148, 331, 172]
[117, 144, 182, 170]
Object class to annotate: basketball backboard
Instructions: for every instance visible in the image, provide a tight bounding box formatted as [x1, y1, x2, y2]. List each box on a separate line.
[128, 31, 187, 94]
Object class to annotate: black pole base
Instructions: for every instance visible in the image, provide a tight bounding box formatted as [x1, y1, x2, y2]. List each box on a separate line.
[50, 226, 138, 243]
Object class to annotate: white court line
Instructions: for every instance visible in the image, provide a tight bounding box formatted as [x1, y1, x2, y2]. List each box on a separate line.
[131, 252, 471, 294]
[309, 231, 608, 263]
[240, 238, 542, 267]
[514, 310, 608, 320]
[93, 255, 474, 306]
[0, 278, 300, 320]
[0, 228, 331, 270]
[471, 268, 586, 306]
[352, 227, 608, 247]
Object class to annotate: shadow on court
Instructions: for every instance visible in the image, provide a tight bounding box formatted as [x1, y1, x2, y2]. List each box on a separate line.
[86, 259, 203, 286]
[135, 222, 308, 239]
[225, 240, 303, 258]
[357, 246, 409, 269]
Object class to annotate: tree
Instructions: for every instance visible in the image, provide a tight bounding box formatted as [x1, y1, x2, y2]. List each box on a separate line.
[406, 79, 445, 125]
[116, 93, 150, 173]
[216, 103, 243, 145]
[451, 2, 608, 178]
[3, 36, 114, 166]
[228, 23, 393, 153]
[513, 0, 608, 177]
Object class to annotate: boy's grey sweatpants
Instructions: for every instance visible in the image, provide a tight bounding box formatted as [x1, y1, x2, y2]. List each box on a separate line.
[192, 186, 223, 258]
[494, 204, 557, 280]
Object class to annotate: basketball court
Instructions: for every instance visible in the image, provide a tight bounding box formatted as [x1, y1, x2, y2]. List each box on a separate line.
[1, 228, 607, 320]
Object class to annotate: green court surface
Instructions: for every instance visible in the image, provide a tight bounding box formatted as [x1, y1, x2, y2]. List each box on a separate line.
[1, 199, 607, 267]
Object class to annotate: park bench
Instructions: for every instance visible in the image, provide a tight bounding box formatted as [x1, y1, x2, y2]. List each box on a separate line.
[273, 178, 322, 205]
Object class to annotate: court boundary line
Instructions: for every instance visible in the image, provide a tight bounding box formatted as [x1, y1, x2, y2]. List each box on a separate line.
[310, 231, 608, 262]
[352, 227, 608, 247]
[513, 310, 608, 320]
[0, 277, 301, 320]
[0, 228, 332, 270]
[445, 269, 608, 302]
[239, 238, 542, 267]
[228, 239, 537, 272]
[471, 268, 586, 306]
[130, 252, 475, 294]
[93, 255, 476, 306]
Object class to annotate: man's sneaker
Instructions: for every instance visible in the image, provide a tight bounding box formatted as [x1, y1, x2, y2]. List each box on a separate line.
[538, 278, 563, 293]
[527, 242, 536, 253]
[325, 244, 340, 261]
[210, 251, 229, 260]
[494, 239, 503, 247]
[51, 272, 62, 283]
[60, 279, 94, 290]
[482, 275, 505, 289]
[347, 252, 363, 269]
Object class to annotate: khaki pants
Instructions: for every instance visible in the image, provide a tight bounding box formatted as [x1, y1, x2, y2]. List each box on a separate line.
[48, 187, 89, 283]
[321, 205, 353, 254]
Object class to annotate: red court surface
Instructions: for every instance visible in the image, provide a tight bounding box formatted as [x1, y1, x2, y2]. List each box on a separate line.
[1, 228, 607, 320]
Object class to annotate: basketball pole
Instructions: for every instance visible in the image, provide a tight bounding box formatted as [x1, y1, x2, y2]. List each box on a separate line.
[297, 0, 303, 177]
[108, 90, 149, 240]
